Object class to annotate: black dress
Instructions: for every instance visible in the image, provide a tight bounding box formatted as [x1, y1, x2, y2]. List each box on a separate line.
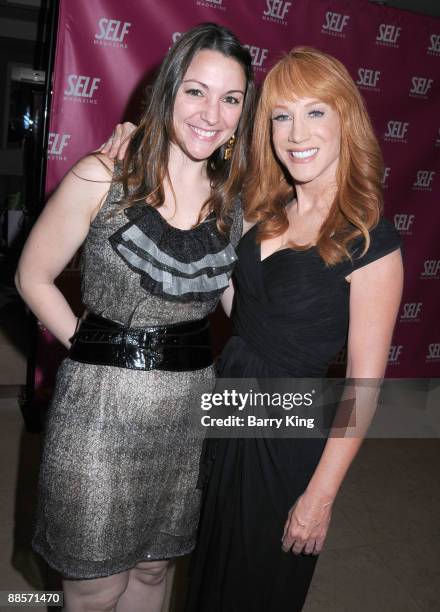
[186, 218, 401, 612]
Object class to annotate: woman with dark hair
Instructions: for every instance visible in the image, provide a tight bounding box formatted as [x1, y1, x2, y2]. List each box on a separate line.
[185, 47, 403, 611]
[15, 23, 255, 612]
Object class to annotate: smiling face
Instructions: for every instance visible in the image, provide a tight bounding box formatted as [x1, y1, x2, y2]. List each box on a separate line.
[172, 49, 246, 161]
[270, 97, 341, 186]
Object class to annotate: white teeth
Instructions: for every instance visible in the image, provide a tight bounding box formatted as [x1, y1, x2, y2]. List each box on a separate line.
[190, 126, 217, 138]
[290, 148, 318, 159]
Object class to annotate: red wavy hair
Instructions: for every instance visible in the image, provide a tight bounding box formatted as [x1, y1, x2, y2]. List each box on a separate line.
[245, 47, 383, 264]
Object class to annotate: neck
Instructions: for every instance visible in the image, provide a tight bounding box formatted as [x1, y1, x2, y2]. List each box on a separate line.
[293, 171, 337, 217]
[167, 142, 208, 187]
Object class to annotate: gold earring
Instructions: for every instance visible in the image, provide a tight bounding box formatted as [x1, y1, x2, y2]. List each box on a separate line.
[223, 134, 236, 160]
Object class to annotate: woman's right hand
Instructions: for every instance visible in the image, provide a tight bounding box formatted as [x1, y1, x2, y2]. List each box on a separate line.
[99, 122, 137, 159]
[281, 491, 333, 556]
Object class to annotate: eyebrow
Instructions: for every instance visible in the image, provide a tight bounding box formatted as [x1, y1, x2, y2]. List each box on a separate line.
[183, 79, 245, 94]
[273, 99, 324, 109]
[304, 99, 324, 107]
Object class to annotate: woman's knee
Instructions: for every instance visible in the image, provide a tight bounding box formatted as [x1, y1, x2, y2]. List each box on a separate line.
[130, 560, 169, 587]
[63, 572, 129, 611]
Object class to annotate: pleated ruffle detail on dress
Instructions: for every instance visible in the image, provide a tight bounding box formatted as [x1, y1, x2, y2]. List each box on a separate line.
[109, 204, 237, 302]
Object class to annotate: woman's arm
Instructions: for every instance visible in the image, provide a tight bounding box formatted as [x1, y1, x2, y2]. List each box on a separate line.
[15, 155, 113, 348]
[282, 248, 403, 555]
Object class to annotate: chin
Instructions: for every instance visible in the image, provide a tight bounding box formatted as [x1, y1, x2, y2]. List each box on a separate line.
[188, 147, 217, 162]
[287, 168, 317, 183]
[178, 140, 215, 161]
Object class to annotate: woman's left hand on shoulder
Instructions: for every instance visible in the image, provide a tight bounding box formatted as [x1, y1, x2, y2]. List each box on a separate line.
[281, 490, 333, 556]
[99, 122, 137, 159]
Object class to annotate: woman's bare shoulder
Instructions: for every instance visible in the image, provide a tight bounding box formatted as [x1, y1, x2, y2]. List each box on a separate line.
[70, 152, 114, 183]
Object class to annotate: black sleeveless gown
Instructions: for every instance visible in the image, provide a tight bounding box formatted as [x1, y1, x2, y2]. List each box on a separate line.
[186, 218, 401, 611]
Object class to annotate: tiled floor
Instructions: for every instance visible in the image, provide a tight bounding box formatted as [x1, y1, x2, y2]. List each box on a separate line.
[303, 438, 440, 611]
[1, 396, 439, 611]
[304, 439, 440, 612]
[0, 397, 44, 612]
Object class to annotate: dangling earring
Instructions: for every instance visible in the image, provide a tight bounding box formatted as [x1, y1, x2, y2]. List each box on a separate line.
[223, 134, 235, 160]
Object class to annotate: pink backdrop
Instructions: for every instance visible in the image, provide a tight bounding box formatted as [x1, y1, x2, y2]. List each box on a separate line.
[44, 0, 440, 377]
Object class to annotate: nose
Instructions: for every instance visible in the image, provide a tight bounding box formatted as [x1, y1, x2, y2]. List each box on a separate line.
[288, 117, 310, 143]
[200, 98, 220, 126]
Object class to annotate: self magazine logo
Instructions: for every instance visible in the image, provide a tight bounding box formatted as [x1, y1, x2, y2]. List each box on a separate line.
[356, 68, 381, 92]
[421, 260, 440, 280]
[64, 75, 101, 104]
[384, 120, 409, 143]
[409, 77, 434, 99]
[263, 0, 292, 26]
[47, 133, 71, 161]
[426, 343, 440, 362]
[394, 213, 414, 235]
[321, 12, 350, 38]
[413, 170, 435, 191]
[400, 302, 422, 323]
[382, 167, 391, 188]
[245, 44, 269, 72]
[376, 24, 401, 48]
[94, 18, 131, 48]
[428, 34, 440, 56]
[196, 0, 226, 11]
[388, 345, 403, 365]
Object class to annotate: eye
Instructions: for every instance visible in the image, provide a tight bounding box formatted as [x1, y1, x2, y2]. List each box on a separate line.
[185, 88, 203, 97]
[271, 113, 290, 122]
[309, 109, 324, 118]
[223, 95, 241, 105]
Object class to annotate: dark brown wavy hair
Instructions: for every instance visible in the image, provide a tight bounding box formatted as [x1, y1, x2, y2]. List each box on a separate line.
[118, 23, 255, 234]
[245, 47, 383, 264]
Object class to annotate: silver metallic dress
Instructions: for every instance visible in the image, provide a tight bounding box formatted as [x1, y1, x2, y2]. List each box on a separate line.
[32, 179, 242, 579]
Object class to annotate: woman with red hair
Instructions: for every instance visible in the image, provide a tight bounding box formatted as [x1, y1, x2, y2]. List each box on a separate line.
[105, 46, 403, 611]
[186, 47, 403, 611]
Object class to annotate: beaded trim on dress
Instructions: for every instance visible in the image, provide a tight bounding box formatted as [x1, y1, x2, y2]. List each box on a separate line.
[109, 203, 237, 302]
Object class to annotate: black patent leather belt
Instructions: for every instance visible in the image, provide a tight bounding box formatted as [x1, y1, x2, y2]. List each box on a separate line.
[69, 313, 213, 371]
